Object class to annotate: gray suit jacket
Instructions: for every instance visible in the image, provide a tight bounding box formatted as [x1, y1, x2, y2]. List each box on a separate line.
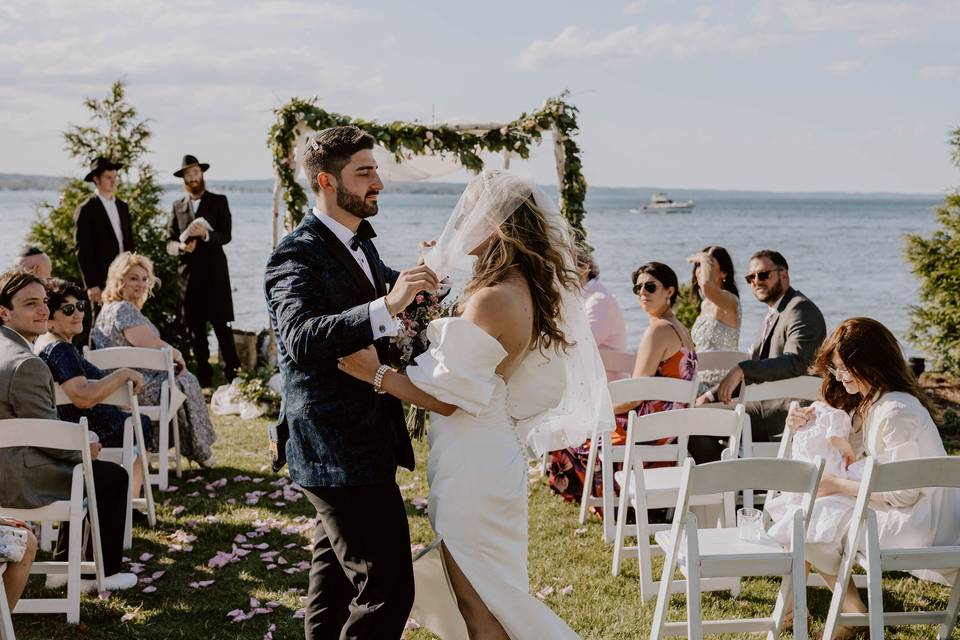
[739, 287, 827, 440]
[0, 325, 80, 509]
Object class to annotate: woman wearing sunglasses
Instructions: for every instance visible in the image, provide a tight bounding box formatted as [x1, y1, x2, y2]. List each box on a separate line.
[550, 262, 697, 505]
[781, 317, 960, 637]
[34, 279, 153, 493]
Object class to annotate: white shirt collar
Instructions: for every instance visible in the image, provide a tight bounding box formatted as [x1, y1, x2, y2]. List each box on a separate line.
[5, 326, 34, 348]
[95, 189, 115, 203]
[313, 207, 360, 250]
[766, 295, 784, 316]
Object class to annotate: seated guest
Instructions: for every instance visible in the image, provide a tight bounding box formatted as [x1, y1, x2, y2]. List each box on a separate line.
[92, 252, 216, 468]
[0, 269, 135, 591]
[774, 318, 960, 635]
[687, 245, 741, 393]
[549, 262, 697, 504]
[35, 278, 153, 499]
[1, 517, 37, 613]
[14, 246, 52, 280]
[577, 248, 628, 381]
[691, 250, 826, 463]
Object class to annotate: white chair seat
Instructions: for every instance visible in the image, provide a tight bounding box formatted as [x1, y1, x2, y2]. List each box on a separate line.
[655, 528, 792, 576]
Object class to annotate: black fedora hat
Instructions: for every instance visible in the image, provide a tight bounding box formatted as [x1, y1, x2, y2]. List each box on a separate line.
[83, 156, 123, 182]
[173, 154, 210, 178]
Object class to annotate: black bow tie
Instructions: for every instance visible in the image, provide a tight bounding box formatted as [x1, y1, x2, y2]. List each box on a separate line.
[349, 220, 377, 251]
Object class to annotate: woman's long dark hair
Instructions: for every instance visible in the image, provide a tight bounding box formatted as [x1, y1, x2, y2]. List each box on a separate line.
[690, 245, 738, 309]
[812, 317, 934, 420]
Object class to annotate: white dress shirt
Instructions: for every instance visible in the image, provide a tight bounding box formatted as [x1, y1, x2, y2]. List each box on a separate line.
[189, 196, 210, 241]
[96, 190, 125, 251]
[313, 207, 399, 340]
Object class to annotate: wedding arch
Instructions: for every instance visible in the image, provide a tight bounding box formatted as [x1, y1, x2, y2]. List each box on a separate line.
[267, 92, 587, 246]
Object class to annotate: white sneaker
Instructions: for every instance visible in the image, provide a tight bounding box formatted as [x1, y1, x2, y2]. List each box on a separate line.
[82, 572, 138, 592]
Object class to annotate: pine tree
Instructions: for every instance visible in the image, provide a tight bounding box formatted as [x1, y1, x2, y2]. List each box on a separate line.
[905, 127, 960, 374]
[25, 81, 187, 349]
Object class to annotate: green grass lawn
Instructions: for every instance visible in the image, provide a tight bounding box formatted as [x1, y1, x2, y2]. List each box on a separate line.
[11, 414, 960, 639]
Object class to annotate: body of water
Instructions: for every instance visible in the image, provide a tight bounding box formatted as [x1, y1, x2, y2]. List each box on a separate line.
[0, 188, 942, 357]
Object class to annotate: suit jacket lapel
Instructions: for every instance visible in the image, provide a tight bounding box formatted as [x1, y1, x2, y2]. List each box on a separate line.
[307, 216, 377, 300]
[360, 240, 387, 297]
[90, 197, 120, 254]
[758, 288, 797, 358]
[117, 199, 133, 250]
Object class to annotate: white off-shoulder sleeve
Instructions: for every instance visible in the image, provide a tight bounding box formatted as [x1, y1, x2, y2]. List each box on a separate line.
[873, 401, 923, 508]
[813, 401, 852, 440]
[406, 317, 508, 416]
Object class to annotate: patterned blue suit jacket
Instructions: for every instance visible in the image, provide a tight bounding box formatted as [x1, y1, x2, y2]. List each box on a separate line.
[264, 213, 413, 488]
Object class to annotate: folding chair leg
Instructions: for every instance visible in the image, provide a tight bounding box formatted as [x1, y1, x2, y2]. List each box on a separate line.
[600, 432, 616, 543]
[172, 413, 182, 479]
[768, 577, 792, 640]
[67, 510, 83, 624]
[611, 466, 629, 577]
[636, 508, 655, 601]
[578, 438, 598, 526]
[864, 515, 884, 640]
[684, 515, 703, 640]
[0, 572, 14, 640]
[939, 577, 960, 640]
[791, 513, 808, 640]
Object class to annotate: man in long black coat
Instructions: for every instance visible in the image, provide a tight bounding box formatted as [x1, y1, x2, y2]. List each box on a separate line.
[73, 157, 135, 303]
[167, 155, 241, 386]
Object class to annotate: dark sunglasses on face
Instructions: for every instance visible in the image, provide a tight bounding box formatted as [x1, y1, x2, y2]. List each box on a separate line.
[58, 301, 87, 317]
[633, 281, 659, 295]
[744, 268, 784, 285]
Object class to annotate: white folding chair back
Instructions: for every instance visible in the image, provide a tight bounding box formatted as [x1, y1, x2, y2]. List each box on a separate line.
[612, 406, 746, 601]
[739, 375, 821, 506]
[0, 418, 106, 624]
[579, 376, 698, 542]
[84, 346, 182, 489]
[823, 456, 960, 640]
[0, 563, 14, 640]
[54, 381, 157, 549]
[695, 350, 749, 379]
[599, 349, 636, 376]
[651, 456, 824, 639]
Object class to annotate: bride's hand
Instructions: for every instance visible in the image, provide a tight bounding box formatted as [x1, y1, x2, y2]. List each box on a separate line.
[337, 346, 382, 384]
[417, 240, 436, 266]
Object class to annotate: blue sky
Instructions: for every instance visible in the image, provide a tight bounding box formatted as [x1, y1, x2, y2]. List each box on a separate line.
[1, 0, 958, 193]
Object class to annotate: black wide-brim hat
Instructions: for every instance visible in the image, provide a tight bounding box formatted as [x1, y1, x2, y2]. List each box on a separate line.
[83, 156, 123, 182]
[173, 154, 210, 178]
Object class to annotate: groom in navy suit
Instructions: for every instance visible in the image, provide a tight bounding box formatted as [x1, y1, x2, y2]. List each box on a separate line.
[265, 126, 438, 639]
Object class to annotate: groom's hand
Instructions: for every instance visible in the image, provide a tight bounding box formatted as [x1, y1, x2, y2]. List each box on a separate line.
[385, 265, 439, 316]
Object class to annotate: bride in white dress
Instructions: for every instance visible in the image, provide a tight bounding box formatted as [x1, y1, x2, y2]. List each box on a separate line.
[339, 171, 614, 639]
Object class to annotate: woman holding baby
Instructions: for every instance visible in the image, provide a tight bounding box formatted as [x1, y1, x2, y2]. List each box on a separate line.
[776, 317, 960, 636]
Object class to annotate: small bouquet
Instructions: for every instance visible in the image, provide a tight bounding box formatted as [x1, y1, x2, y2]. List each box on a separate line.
[387, 288, 453, 440]
[0, 520, 29, 563]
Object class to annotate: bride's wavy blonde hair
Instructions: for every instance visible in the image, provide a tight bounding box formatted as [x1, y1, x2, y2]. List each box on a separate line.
[464, 197, 580, 352]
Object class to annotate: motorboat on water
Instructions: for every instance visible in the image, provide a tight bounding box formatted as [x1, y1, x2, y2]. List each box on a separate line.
[640, 192, 695, 212]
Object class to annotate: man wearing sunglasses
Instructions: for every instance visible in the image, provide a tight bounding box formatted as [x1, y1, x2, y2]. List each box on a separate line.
[691, 250, 826, 463]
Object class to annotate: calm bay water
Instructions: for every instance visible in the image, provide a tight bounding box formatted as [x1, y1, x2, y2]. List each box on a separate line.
[0, 188, 941, 356]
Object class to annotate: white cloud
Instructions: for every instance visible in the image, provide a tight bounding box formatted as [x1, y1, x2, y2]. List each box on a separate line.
[623, 1, 647, 16]
[918, 64, 960, 80]
[517, 22, 786, 69]
[824, 59, 864, 74]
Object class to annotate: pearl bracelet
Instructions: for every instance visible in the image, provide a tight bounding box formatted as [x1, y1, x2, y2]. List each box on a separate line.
[373, 364, 391, 394]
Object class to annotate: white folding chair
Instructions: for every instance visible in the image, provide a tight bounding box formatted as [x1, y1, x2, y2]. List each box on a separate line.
[651, 456, 825, 640]
[612, 406, 746, 601]
[84, 346, 182, 490]
[739, 375, 821, 508]
[822, 456, 960, 640]
[0, 418, 106, 624]
[579, 377, 698, 543]
[695, 350, 749, 385]
[0, 563, 14, 640]
[54, 381, 156, 549]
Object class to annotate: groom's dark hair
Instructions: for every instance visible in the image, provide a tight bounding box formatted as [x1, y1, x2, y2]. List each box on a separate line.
[303, 126, 376, 194]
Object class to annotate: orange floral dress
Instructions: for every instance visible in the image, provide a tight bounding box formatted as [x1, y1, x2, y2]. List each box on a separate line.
[548, 346, 698, 506]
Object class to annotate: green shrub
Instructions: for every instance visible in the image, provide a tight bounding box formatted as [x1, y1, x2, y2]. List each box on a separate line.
[674, 283, 700, 330]
[25, 81, 188, 350]
[905, 127, 960, 375]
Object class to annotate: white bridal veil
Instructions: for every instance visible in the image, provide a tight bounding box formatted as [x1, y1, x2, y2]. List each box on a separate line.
[423, 170, 615, 455]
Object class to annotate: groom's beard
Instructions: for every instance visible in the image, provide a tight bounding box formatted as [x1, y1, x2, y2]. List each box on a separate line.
[185, 176, 205, 197]
[336, 184, 378, 218]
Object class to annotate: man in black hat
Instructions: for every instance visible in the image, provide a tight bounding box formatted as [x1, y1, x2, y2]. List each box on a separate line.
[167, 155, 241, 386]
[74, 157, 135, 302]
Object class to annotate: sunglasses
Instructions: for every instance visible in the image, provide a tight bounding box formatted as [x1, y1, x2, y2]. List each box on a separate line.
[744, 268, 784, 285]
[633, 281, 659, 295]
[827, 365, 853, 382]
[58, 301, 87, 317]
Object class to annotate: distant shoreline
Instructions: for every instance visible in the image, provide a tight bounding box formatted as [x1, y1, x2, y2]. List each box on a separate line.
[0, 172, 945, 200]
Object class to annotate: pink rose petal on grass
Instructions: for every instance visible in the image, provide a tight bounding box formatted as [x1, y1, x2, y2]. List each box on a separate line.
[535, 586, 554, 600]
[293, 608, 306, 619]
[138, 553, 153, 562]
[121, 612, 136, 622]
[405, 618, 421, 630]
[410, 496, 428, 511]
[172, 506, 186, 516]
[142, 586, 156, 593]
[189, 580, 215, 588]
[151, 570, 165, 580]
[98, 590, 111, 600]
[560, 585, 574, 596]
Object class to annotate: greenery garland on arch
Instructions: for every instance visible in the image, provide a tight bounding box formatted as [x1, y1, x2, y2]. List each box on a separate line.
[268, 92, 587, 238]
